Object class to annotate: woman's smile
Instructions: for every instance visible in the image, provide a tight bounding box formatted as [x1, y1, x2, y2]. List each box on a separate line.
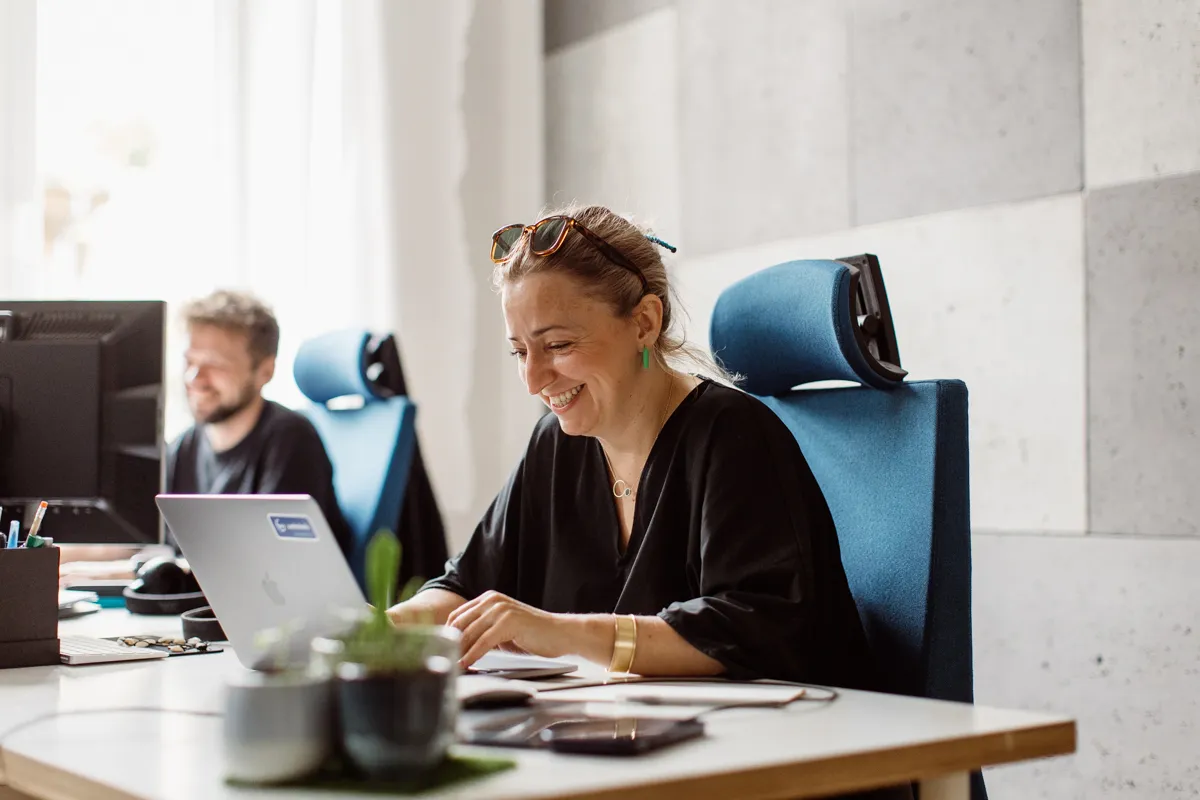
[545, 383, 584, 412]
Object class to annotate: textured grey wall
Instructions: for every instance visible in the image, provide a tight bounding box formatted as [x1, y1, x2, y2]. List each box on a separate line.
[543, 0, 1200, 796]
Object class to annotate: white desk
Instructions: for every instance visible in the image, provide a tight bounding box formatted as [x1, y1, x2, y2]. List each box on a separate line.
[1, 610, 1075, 800]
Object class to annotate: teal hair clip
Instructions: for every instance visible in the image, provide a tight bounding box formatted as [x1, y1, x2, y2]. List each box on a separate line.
[645, 235, 677, 254]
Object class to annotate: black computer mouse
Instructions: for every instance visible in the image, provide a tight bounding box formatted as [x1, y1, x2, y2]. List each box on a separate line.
[460, 686, 536, 710]
[129, 557, 200, 596]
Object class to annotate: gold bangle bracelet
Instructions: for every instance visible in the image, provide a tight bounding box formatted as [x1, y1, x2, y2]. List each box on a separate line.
[608, 614, 638, 674]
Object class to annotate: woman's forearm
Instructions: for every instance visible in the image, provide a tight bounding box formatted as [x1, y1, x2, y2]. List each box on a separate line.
[567, 614, 725, 677]
[387, 588, 467, 626]
[404, 591, 724, 676]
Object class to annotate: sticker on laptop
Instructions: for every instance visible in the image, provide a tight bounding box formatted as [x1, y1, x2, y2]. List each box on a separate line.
[268, 514, 318, 540]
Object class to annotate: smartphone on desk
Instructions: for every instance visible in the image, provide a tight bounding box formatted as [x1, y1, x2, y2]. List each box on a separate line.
[539, 717, 704, 755]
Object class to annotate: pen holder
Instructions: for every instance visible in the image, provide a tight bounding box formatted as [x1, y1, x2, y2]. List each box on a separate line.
[0, 545, 60, 669]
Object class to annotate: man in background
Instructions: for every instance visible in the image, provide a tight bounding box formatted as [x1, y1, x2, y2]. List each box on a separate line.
[166, 290, 352, 556]
[61, 290, 352, 580]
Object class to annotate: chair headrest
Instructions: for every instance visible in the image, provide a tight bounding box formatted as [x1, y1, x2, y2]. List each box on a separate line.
[294, 329, 384, 405]
[709, 258, 906, 396]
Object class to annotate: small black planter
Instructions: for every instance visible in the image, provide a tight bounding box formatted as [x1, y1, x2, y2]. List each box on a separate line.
[336, 664, 454, 780]
[313, 626, 461, 782]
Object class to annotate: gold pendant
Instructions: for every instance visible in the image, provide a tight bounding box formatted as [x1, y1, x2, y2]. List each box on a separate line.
[612, 480, 633, 499]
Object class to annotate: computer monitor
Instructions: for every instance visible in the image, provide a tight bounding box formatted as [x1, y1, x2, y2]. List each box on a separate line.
[0, 300, 165, 544]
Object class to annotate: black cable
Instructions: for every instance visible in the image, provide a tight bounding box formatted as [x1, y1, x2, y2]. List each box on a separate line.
[616, 683, 839, 719]
[535, 678, 841, 718]
[688, 685, 839, 720]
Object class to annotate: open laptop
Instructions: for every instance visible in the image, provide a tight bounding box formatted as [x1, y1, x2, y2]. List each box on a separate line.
[156, 494, 366, 670]
[155, 494, 577, 679]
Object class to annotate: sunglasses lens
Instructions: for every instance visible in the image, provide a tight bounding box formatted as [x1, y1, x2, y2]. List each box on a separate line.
[492, 226, 524, 261]
[531, 217, 567, 254]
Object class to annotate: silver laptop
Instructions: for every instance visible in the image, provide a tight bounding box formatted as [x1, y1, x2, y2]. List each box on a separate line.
[155, 494, 366, 670]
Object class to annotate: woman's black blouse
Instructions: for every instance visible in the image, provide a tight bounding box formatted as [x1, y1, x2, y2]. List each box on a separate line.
[422, 380, 877, 688]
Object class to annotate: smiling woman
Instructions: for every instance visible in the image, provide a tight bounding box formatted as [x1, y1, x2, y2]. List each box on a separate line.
[386, 204, 878, 690]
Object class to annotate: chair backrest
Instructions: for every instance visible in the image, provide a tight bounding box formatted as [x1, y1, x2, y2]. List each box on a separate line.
[709, 259, 974, 705]
[293, 329, 417, 586]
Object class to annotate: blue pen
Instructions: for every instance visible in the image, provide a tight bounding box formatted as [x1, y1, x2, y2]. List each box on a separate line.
[5, 520, 18, 549]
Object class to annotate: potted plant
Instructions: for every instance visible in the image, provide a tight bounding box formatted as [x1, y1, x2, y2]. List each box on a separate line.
[312, 530, 460, 781]
[222, 622, 336, 784]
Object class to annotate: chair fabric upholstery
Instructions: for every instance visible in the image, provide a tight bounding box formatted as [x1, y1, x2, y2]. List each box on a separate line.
[294, 329, 379, 404]
[294, 329, 417, 586]
[710, 259, 984, 800]
[710, 259, 901, 394]
[756, 382, 972, 701]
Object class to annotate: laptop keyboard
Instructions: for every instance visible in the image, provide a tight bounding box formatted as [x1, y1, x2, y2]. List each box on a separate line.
[60, 635, 170, 665]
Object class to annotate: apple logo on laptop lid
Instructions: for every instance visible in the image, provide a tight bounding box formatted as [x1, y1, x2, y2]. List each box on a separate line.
[261, 572, 286, 606]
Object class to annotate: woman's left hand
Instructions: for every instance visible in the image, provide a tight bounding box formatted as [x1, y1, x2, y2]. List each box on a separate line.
[447, 591, 576, 668]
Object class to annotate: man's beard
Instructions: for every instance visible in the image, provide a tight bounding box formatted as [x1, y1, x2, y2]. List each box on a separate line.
[195, 382, 258, 425]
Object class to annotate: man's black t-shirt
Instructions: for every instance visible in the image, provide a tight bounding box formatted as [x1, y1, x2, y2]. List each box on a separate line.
[166, 400, 353, 560]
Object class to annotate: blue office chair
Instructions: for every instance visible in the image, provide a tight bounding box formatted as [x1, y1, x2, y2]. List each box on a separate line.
[293, 329, 418, 588]
[710, 257, 986, 800]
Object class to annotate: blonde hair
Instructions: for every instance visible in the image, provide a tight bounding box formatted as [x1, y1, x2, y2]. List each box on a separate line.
[491, 203, 736, 383]
[181, 289, 280, 364]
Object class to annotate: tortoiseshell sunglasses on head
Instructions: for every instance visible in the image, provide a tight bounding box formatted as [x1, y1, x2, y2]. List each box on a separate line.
[490, 215, 676, 295]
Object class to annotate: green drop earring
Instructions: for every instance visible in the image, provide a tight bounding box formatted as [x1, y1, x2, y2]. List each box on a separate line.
[642, 346, 650, 370]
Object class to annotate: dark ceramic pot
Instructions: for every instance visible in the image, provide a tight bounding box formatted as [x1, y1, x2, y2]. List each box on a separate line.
[319, 626, 460, 780]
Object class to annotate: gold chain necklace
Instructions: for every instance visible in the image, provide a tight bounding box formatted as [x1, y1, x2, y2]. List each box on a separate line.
[602, 379, 676, 500]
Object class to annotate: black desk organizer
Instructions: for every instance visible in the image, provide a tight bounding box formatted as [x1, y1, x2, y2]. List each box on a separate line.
[0, 545, 60, 669]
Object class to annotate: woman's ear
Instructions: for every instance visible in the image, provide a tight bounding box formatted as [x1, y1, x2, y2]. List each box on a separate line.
[631, 293, 665, 346]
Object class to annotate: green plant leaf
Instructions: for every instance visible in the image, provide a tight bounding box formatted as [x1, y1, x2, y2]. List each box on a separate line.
[336, 530, 439, 673]
[398, 575, 425, 605]
[365, 529, 401, 622]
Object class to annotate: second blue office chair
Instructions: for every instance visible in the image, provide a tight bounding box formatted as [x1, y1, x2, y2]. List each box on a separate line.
[709, 257, 986, 800]
[293, 329, 417, 588]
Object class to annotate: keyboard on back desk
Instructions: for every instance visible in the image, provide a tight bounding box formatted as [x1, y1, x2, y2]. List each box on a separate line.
[59, 635, 170, 666]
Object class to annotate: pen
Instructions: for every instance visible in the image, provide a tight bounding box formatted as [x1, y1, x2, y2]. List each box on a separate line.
[5, 520, 18, 549]
[28, 501, 48, 539]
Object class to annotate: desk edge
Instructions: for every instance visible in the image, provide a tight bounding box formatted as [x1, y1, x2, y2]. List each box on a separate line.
[2, 717, 1077, 800]
[507, 717, 1078, 800]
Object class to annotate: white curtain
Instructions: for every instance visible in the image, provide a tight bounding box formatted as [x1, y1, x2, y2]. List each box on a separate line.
[211, 0, 398, 409]
[13, 0, 399, 435]
[0, 0, 38, 295]
[217, 0, 545, 545]
[6, 0, 544, 547]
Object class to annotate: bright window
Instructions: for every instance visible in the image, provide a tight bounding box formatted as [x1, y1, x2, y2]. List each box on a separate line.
[35, 0, 376, 441]
[37, 0, 228, 438]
